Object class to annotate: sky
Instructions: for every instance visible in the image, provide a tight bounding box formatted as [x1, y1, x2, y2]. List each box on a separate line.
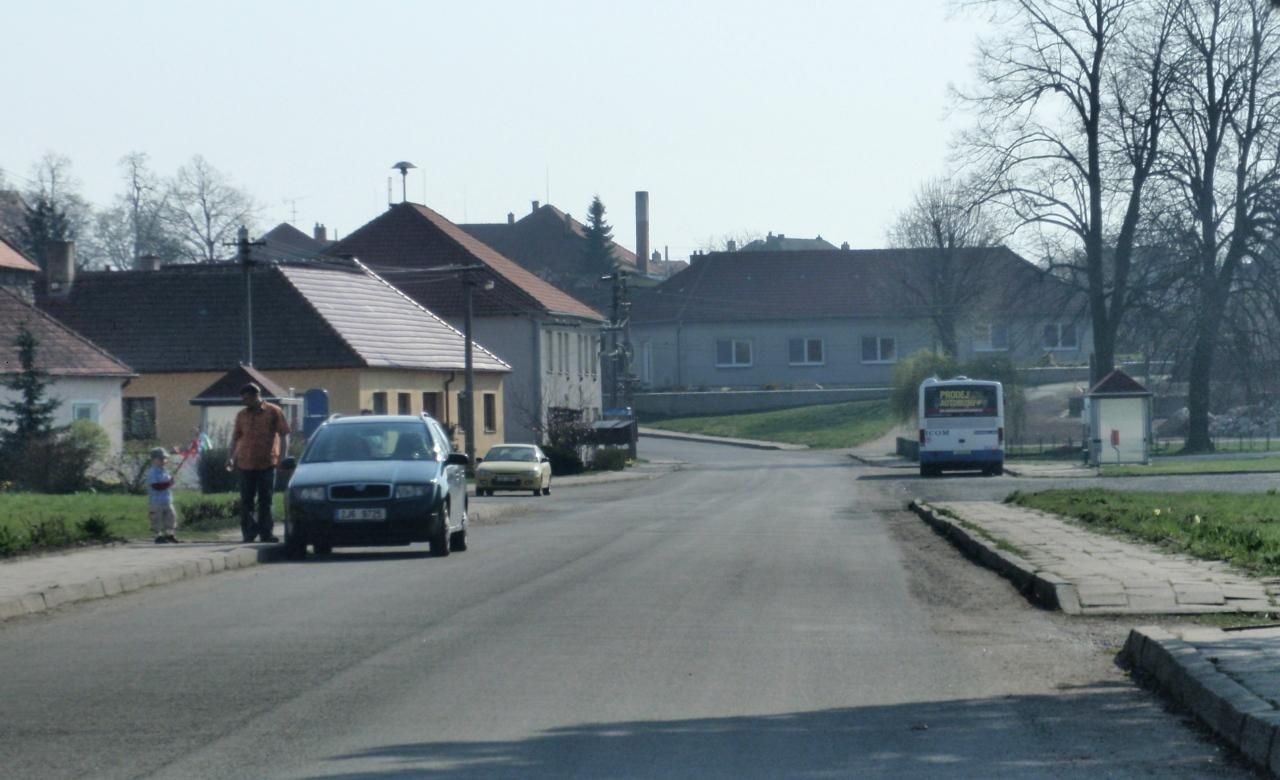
[1, 0, 991, 260]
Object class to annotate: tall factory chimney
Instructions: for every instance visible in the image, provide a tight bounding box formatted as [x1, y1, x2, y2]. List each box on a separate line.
[635, 191, 650, 275]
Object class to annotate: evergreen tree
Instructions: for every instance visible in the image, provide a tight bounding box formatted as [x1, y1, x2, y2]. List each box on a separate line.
[19, 196, 71, 270]
[0, 327, 60, 456]
[581, 196, 618, 277]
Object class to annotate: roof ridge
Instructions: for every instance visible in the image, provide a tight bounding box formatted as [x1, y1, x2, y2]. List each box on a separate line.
[0, 286, 134, 375]
[350, 258, 511, 370]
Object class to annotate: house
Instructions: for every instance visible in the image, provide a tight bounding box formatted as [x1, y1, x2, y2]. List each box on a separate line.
[0, 239, 134, 451]
[459, 201, 640, 313]
[737, 232, 839, 252]
[325, 201, 606, 443]
[257, 222, 333, 263]
[629, 247, 1089, 390]
[36, 251, 510, 451]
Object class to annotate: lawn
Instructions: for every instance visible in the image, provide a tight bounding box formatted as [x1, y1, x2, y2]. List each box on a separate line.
[1008, 487, 1280, 576]
[1100, 457, 1280, 477]
[0, 491, 285, 556]
[645, 400, 896, 449]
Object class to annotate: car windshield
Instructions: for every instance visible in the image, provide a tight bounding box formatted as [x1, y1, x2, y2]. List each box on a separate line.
[485, 446, 536, 462]
[303, 421, 435, 463]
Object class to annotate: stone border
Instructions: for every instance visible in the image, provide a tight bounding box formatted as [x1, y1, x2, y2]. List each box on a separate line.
[0, 545, 284, 622]
[1123, 627, 1280, 776]
[909, 500, 1082, 614]
[638, 428, 807, 451]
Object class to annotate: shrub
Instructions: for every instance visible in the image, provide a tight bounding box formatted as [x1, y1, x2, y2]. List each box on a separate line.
[197, 448, 239, 494]
[10, 431, 101, 493]
[26, 516, 73, 548]
[590, 447, 628, 471]
[544, 445, 585, 476]
[180, 497, 240, 531]
[101, 443, 156, 494]
[890, 350, 959, 421]
[77, 515, 114, 541]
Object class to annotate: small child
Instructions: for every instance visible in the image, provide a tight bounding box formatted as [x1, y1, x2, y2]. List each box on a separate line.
[147, 447, 179, 544]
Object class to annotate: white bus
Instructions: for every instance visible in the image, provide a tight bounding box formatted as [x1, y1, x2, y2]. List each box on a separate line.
[918, 377, 1004, 477]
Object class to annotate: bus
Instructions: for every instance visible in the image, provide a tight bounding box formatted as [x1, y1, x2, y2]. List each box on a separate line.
[918, 377, 1004, 477]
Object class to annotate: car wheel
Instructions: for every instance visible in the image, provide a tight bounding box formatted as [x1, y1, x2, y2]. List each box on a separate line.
[284, 525, 306, 559]
[430, 502, 451, 557]
[449, 527, 468, 552]
[542, 485, 550, 495]
[313, 541, 333, 556]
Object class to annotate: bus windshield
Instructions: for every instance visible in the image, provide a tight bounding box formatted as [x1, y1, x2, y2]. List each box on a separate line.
[923, 385, 999, 418]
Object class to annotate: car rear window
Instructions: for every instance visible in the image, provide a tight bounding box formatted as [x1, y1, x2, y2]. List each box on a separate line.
[484, 446, 536, 462]
[923, 385, 999, 418]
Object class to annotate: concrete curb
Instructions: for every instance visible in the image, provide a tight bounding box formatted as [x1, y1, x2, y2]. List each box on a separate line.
[0, 544, 285, 623]
[638, 428, 807, 451]
[1123, 627, 1280, 776]
[909, 500, 1081, 614]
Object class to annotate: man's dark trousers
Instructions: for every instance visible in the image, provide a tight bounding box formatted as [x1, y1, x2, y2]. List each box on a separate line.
[239, 468, 275, 541]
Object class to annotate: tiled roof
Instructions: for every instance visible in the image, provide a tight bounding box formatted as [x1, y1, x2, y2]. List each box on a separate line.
[258, 223, 328, 263]
[631, 247, 1084, 324]
[191, 365, 293, 404]
[35, 260, 509, 374]
[739, 234, 839, 252]
[1088, 369, 1152, 397]
[0, 287, 133, 377]
[0, 237, 38, 273]
[326, 203, 604, 322]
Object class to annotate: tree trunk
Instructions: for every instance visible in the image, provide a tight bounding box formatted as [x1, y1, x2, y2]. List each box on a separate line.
[1183, 299, 1225, 453]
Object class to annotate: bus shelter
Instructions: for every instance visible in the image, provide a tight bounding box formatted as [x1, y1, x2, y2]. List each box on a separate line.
[1085, 369, 1153, 465]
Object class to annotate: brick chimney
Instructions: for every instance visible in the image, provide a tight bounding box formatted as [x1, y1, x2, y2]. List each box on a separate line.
[507, 212, 515, 225]
[635, 191, 650, 275]
[531, 200, 540, 214]
[137, 253, 161, 271]
[314, 223, 328, 242]
[45, 240, 75, 296]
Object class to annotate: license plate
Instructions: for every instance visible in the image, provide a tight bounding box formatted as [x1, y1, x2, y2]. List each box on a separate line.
[335, 508, 386, 521]
[494, 476, 519, 484]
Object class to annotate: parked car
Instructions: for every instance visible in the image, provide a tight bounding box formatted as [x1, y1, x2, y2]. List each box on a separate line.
[475, 443, 552, 496]
[283, 414, 469, 558]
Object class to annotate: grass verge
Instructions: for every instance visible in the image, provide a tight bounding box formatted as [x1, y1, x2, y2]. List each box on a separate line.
[0, 491, 285, 557]
[645, 400, 896, 449]
[1100, 456, 1280, 477]
[1007, 487, 1280, 576]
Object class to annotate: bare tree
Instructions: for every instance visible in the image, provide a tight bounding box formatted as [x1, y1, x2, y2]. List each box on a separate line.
[165, 155, 257, 263]
[961, 0, 1178, 379]
[91, 153, 179, 270]
[1158, 0, 1280, 450]
[888, 177, 1006, 355]
[18, 153, 92, 268]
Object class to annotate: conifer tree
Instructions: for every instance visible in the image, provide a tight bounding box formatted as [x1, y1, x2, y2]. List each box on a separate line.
[581, 196, 618, 277]
[0, 327, 60, 456]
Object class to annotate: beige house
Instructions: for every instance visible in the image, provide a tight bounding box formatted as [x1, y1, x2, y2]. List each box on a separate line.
[37, 255, 510, 452]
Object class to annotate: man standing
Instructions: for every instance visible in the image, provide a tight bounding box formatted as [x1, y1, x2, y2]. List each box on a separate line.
[228, 383, 290, 543]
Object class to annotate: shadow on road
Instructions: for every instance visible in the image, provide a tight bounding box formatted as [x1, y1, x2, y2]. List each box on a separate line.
[308, 683, 1236, 779]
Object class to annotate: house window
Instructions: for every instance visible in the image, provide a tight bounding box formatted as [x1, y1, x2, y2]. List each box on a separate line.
[715, 338, 753, 368]
[974, 323, 1010, 352]
[1043, 323, 1078, 350]
[422, 392, 441, 419]
[122, 397, 156, 440]
[371, 392, 388, 415]
[483, 393, 497, 433]
[71, 402, 100, 423]
[788, 338, 825, 366]
[861, 336, 896, 363]
[397, 392, 412, 415]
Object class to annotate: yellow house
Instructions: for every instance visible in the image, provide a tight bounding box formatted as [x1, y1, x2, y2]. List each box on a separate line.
[37, 257, 510, 454]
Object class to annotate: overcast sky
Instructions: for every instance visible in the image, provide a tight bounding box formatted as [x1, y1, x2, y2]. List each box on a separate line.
[2, 1, 989, 259]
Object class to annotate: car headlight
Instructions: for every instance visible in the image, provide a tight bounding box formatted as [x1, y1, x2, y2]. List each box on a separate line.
[525, 468, 542, 477]
[293, 486, 326, 502]
[396, 484, 431, 499]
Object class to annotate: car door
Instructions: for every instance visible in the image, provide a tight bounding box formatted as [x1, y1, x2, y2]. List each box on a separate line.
[429, 421, 464, 527]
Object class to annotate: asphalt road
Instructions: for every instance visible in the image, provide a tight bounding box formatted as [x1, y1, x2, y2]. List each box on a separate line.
[0, 440, 1257, 779]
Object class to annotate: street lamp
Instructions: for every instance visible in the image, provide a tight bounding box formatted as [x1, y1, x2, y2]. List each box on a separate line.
[462, 272, 495, 469]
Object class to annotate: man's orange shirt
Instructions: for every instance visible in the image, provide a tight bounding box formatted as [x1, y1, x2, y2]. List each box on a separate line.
[232, 402, 291, 470]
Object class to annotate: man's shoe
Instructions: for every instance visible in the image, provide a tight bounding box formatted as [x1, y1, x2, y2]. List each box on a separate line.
[242, 537, 255, 543]
[165, 534, 180, 543]
[260, 535, 280, 543]
[154, 535, 168, 544]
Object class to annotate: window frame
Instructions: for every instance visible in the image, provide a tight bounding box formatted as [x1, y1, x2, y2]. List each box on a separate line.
[482, 392, 497, 433]
[71, 401, 100, 423]
[715, 338, 754, 368]
[860, 335, 897, 364]
[1042, 322, 1079, 350]
[371, 391, 388, 415]
[122, 397, 156, 440]
[973, 323, 1010, 353]
[788, 337, 825, 366]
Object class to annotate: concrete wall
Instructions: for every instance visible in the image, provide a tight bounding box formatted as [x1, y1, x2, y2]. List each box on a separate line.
[634, 387, 889, 418]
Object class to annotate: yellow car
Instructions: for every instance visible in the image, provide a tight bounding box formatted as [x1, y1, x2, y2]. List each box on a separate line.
[475, 444, 553, 497]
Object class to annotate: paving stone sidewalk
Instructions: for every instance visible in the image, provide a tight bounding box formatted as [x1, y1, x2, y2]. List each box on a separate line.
[916, 500, 1279, 614]
[1124, 625, 1280, 776]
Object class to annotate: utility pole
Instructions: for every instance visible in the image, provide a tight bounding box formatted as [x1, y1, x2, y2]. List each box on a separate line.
[227, 227, 265, 367]
[459, 267, 493, 469]
[602, 270, 632, 410]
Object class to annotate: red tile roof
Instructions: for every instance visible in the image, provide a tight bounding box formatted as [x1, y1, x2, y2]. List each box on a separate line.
[327, 203, 604, 322]
[0, 287, 133, 377]
[0, 237, 39, 273]
[1088, 369, 1152, 396]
